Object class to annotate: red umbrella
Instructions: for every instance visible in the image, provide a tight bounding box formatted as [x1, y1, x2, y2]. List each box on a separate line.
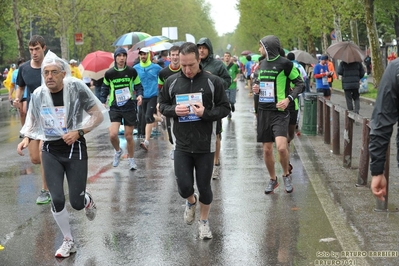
[79, 51, 114, 80]
[241, 50, 252, 55]
[127, 48, 139, 66]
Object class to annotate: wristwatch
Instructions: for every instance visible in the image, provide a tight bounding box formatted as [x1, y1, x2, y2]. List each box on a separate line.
[78, 130, 85, 137]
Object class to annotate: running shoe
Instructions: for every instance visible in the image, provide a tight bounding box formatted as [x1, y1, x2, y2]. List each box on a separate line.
[129, 158, 138, 170]
[140, 140, 149, 151]
[85, 191, 97, 221]
[112, 149, 123, 167]
[198, 220, 213, 240]
[55, 238, 76, 258]
[36, 189, 51, 204]
[283, 174, 294, 193]
[264, 178, 279, 194]
[184, 193, 198, 225]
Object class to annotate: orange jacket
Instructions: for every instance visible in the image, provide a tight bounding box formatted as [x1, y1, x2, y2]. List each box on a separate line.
[327, 61, 337, 82]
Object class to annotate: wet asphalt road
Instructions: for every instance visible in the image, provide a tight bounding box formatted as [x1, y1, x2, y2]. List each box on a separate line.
[0, 81, 378, 265]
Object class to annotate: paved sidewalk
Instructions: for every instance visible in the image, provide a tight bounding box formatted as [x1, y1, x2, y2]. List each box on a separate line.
[295, 86, 399, 265]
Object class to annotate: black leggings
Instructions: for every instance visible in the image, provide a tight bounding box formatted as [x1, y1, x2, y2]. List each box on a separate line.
[42, 151, 88, 212]
[174, 150, 214, 205]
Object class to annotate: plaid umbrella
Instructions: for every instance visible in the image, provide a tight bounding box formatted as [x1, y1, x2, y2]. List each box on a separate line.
[112, 32, 151, 46]
[132, 36, 171, 50]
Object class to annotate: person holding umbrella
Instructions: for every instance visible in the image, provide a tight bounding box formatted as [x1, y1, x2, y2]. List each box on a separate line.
[337, 60, 365, 114]
[313, 55, 334, 100]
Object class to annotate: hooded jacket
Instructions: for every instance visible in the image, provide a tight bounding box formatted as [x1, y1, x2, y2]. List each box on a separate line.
[197, 38, 231, 90]
[133, 50, 162, 98]
[369, 58, 399, 176]
[258, 35, 304, 111]
[100, 47, 143, 111]
[158, 68, 230, 153]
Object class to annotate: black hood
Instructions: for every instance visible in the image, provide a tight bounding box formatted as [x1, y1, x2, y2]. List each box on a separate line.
[260, 35, 281, 61]
[197, 37, 214, 60]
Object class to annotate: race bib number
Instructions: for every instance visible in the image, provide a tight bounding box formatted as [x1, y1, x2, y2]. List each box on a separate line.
[259, 82, 275, 103]
[176, 93, 202, 122]
[115, 87, 131, 106]
[41, 106, 67, 136]
[322, 76, 328, 86]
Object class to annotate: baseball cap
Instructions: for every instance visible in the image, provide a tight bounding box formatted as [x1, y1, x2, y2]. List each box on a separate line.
[139, 47, 151, 54]
[69, 59, 77, 64]
[320, 55, 328, 60]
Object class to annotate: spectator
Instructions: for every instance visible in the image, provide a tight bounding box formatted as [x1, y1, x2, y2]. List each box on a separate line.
[337, 61, 365, 114]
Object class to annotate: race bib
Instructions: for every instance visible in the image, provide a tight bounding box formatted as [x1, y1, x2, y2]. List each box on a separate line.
[259, 82, 275, 103]
[41, 106, 67, 136]
[115, 87, 131, 106]
[322, 76, 328, 86]
[176, 93, 202, 122]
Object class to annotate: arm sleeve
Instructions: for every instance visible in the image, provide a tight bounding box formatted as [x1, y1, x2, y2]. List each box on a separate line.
[369, 60, 399, 176]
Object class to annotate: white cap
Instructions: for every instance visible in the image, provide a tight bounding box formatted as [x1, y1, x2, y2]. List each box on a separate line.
[69, 59, 77, 64]
[139, 47, 151, 54]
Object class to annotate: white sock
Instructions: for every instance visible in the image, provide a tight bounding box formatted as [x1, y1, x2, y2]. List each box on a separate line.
[52, 207, 73, 240]
[84, 193, 91, 208]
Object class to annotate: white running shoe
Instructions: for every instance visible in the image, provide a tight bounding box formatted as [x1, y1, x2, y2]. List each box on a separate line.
[55, 238, 76, 258]
[198, 220, 213, 240]
[85, 191, 97, 221]
[113, 149, 123, 167]
[129, 158, 138, 170]
[184, 193, 198, 225]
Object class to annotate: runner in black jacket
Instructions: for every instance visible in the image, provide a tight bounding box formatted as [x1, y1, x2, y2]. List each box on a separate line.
[158, 42, 230, 240]
[370, 58, 399, 201]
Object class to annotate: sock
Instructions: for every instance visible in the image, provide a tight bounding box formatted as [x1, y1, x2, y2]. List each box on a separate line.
[115, 149, 122, 154]
[52, 207, 73, 240]
[84, 193, 91, 208]
[200, 220, 208, 224]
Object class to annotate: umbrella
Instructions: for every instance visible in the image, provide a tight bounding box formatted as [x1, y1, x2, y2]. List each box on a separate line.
[132, 36, 171, 50]
[289, 50, 318, 65]
[146, 42, 173, 53]
[126, 48, 139, 66]
[112, 32, 151, 46]
[326, 41, 365, 63]
[241, 50, 252, 55]
[78, 50, 114, 80]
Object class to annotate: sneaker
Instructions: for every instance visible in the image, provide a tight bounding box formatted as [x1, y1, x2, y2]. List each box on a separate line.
[264, 178, 279, 194]
[184, 193, 198, 225]
[198, 220, 213, 240]
[84, 191, 97, 221]
[283, 174, 294, 193]
[36, 189, 51, 204]
[129, 158, 138, 170]
[140, 140, 149, 151]
[212, 167, 220, 180]
[112, 150, 123, 167]
[55, 238, 76, 258]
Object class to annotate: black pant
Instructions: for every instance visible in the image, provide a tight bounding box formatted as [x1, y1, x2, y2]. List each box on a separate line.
[42, 151, 88, 212]
[174, 150, 214, 205]
[344, 89, 360, 113]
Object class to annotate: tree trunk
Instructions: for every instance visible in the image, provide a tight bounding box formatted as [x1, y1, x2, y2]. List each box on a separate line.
[12, 0, 25, 58]
[363, 0, 382, 88]
[350, 20, 359, 46]
[394, 14, 399, 41]
[334, 14, 342, 43]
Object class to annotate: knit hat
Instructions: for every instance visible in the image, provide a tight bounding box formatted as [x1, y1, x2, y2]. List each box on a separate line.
[114, 47, 127, 59]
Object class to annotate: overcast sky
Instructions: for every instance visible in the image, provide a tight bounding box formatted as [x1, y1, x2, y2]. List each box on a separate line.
[206, 0, 239, 36]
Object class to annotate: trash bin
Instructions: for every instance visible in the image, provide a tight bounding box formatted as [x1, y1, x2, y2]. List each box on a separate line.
[301, 92, 319, 136]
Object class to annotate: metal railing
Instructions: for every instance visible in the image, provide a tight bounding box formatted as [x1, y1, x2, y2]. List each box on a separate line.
[315, 96, 393, 212]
